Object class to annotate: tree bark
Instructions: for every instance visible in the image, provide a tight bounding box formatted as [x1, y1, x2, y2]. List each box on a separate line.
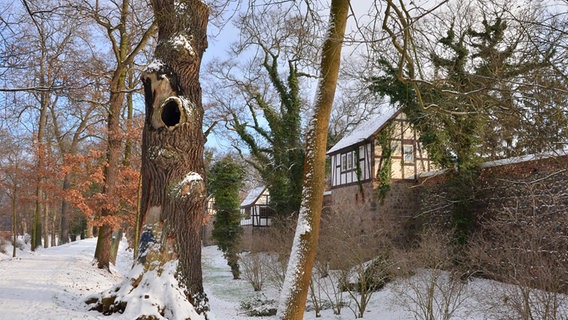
[137, 0, 210, 311]
[43, 195, 49, 248]
[59, 175, 71, 244]
[278, 1, 349, 319]
[95, 69, 125, 269]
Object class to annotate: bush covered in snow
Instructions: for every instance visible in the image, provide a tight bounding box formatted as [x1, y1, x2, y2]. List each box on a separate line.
[239, 294, 277, 316]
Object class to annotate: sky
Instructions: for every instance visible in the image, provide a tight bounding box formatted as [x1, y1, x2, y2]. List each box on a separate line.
[200, 1, 383, 152]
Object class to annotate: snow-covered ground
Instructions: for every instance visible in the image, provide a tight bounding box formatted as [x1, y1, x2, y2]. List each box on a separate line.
[0, 238, 130, 320]
[0, 238, 566, 319]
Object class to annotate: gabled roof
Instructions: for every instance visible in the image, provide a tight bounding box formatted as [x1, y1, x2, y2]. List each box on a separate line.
[327, 108, 400, 155]
[240, 186, 266, 207]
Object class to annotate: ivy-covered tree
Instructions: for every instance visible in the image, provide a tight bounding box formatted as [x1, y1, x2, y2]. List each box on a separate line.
[370, 11, 560, 248]
[208, 155, 245, 279]
[204, 2, 327, 219]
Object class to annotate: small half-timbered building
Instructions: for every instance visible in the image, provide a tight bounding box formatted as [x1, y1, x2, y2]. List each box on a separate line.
[325, 108, 436, 241]
[240, 186, 272, 227]
[327, 108, 434, 189]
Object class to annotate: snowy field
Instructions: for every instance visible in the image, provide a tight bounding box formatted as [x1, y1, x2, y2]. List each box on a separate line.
[0, 238, 566, 319]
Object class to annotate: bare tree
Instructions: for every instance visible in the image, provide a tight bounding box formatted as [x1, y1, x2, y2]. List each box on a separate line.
[73, 0, 156, 270]
[469, 168, 568, 320]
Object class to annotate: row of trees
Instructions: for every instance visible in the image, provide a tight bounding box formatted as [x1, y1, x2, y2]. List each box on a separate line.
[0, 0, 152, 269]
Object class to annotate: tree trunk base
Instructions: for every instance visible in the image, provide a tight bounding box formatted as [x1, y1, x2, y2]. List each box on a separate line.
[86, 258, 207, 320]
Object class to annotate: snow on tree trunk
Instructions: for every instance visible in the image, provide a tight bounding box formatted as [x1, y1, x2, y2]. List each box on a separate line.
[277, 1, 349, 319]
[87, 1, 210, 319]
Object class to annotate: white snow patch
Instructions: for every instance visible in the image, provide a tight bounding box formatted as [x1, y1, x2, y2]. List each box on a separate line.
[145, 59, 165, 73]
[171, 172, 203, 198]
[480, 148, 568, 168]
[180, 171, 203, 184]
[277, 203, 311, 314]
[179, 96, 195, 118]
[169, 33, 195, 56]
[1, 238, 567, 319]
[240, 186, 266, 207]
[418, 148, 568, 179]
[117, 260, 205, 320]
[174, 0, 188, 14]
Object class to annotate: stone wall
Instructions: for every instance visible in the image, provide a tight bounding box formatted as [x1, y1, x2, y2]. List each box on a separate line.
[417, 153, 568, 289]
[417, 154, 568, 230]
[329, 180, 421, 248]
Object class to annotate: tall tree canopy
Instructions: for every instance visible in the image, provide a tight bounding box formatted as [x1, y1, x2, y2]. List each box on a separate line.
[204, 1, 330, 219]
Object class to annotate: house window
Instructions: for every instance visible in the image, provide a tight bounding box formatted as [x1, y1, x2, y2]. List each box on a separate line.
[346, 151, 353, 169]
[259, 206, 271, 218]
[403, 145, 414, 163]
[340, 151, 357, 171]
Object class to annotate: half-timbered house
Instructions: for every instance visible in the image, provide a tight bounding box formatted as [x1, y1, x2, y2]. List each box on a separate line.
[326, 108, 436, 237]
[240, 186, 273, 227]
[327, 108, 434, 188]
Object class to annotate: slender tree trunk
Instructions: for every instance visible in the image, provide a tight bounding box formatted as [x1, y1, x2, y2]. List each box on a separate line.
[51, 209, 57, 247]
[110, 229, 123, 264]
[59, 175, 71, 244]
[133, 175, 142, 259]
[43, 197, 49, 248]
[32, 105, 47, 251]
[278, 1, 349, 319]
[95, 79, 125, 269]
[32, 199, 42, 250]
[12, 183, 17, 258]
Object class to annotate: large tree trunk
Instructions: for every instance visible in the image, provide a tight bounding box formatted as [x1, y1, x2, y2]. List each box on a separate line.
[138, 0, 210, 303]
[278, 1, 349, 319]
[88, 1, 210, 318]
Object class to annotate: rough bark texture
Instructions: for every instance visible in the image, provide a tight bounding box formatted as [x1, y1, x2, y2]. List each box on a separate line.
[95, 71, 125, 269]
[278, 1, 349, 319]
[139, 0, 210, 311]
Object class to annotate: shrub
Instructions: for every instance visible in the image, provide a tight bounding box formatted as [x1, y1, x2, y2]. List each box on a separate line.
[240, 252, 267, 291]
[239, 294, 277, 317]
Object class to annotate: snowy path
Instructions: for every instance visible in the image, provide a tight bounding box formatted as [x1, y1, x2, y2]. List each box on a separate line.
[0, 239, 127, 320]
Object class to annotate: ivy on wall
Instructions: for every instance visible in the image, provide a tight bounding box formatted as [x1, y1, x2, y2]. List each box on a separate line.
[355, 146, 365, 200]
[375, 123, 395, 204]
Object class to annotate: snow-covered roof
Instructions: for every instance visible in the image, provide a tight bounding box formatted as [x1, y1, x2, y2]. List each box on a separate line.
[327, 108, 400, 155]
[479, 148, 568, 168]
[240, 186, 266, 207]
[418, 148, 568, 179]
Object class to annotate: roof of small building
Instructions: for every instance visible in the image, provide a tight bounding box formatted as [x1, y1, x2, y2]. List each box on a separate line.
[417, 148, 568, 179]
[327, 107, 400, 155]
[240, 186, 267, 207]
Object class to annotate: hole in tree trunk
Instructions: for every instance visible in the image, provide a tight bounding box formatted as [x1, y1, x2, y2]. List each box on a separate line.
[161, 98, 182, 128]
